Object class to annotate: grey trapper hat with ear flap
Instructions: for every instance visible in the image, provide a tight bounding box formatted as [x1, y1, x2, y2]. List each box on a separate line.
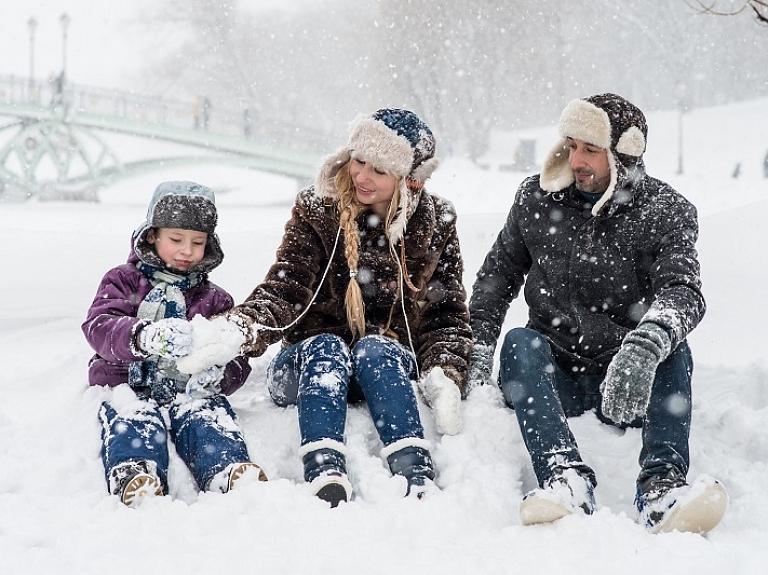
[314, 108, 441, 243]
[132, 180, 224, 273]
[540, 93, 649, 216]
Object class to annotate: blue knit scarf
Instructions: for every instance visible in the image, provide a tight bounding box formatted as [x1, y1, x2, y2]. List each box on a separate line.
[129, 262, 203, 405]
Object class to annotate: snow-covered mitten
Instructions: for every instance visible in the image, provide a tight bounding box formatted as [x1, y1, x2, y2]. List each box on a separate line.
[137, 318, 193, 358]
[185, 365, 225, 398]
[601, 322, 672, 424]
[175, 314, 250, 374]
[418, 366, 463, 436]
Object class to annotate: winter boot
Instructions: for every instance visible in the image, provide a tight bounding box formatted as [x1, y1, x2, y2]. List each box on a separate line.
[208, 461, 269, 493]
[519, 467, 596, 525]
[299, 439, 352, 508]
[108, 460, 164, 507]
[636, 471, 728, 535]
[382, 438, 437, 499]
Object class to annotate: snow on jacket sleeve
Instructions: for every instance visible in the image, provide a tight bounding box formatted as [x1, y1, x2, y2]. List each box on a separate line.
[82, 264, 149, 364]
[638, 185, 706, 348]
[233, 191, 328, 354]
[415, 197, 473, 388]
[468, 177, 534, 358]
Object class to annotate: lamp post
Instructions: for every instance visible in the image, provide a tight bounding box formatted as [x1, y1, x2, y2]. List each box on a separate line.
[27, 17, 37, 102]
[60, 13, 70, 82]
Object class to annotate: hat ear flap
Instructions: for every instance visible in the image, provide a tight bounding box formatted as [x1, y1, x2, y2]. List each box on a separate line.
[540, 138, 574, 192]
[616, 126, 646, 157]
[315, 147, 351, 198]
[410, 157, 440, 183]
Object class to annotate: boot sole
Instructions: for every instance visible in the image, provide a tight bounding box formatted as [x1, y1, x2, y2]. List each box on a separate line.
[121, 473, 163, 507]
[520, 497, 572, 525]
[228, 462, 268, 491]
[653, 482, 728, 535]
[316, 482, 349, 508]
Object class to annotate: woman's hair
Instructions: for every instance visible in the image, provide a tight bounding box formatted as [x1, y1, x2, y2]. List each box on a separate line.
[334, 160, 402, 339]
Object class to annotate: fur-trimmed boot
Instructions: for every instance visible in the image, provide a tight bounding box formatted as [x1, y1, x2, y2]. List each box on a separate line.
[299, 439, 352, 508]
[382, 438, 436, 499]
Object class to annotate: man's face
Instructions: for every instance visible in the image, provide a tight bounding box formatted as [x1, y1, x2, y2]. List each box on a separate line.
[567, 137, 611, 194]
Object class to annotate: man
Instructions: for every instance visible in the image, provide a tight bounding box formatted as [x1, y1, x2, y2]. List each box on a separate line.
[468, 93, 727, 534]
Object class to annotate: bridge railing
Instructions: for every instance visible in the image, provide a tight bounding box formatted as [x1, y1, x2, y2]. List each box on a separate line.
[0, 74, 330, 153]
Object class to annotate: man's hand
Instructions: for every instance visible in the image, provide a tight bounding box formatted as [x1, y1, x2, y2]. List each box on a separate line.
[137, 318, 193, 358]
[601, 322, 672, 424]
[467, 344, 494, 392]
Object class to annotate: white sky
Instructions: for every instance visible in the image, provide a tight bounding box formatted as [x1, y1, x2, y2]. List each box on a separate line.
[0, 0, 310, 91]
[0, 1, 150, 88]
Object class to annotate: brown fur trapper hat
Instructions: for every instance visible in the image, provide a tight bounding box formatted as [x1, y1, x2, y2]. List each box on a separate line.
[541, 93, 648, 216]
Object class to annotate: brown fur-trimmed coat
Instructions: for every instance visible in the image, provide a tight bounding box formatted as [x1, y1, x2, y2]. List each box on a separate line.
[234, 186, 473, 390]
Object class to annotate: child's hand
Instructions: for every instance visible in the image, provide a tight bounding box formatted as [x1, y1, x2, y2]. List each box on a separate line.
[186, 365, 225, 398]
[138, 318, 193, 358]
[175, 315, 247, 374]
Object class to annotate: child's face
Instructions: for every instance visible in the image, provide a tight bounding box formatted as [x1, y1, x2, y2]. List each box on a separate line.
[147, 228, 208, 272]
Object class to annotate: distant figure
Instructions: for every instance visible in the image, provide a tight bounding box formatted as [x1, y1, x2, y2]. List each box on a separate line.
[201, 97, 212, 131]
[764, 150, 768, 178]
[192, 97, 202, 129]
[50, 72, 65, 107]
[732, 162, 741, 179]
[243, 108, 252, 138]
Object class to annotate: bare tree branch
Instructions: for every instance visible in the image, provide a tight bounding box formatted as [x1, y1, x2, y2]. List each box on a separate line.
[685, 0, 768, 25]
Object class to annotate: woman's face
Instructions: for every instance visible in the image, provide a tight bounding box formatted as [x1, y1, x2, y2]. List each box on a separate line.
[349, 157, 397, 217]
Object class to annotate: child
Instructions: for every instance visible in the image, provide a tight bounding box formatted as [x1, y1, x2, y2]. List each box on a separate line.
[177, 110, 472, 506]
[82, 181, 267, 506]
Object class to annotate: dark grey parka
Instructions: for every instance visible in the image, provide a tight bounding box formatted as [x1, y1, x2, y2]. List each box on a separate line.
[469, 171, 705, 375]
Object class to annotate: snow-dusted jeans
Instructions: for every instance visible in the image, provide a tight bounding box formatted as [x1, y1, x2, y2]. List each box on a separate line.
[99, 392, 251, 491]
[498, 327, 692, 489]
[267, 333, 424, 447]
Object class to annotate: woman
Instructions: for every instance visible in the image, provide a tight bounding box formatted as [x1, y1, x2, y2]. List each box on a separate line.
[177, 109, 472, 506]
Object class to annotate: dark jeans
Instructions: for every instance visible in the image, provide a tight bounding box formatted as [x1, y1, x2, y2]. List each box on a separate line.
[99, 392, 251, 491]
[498, 327, 692, 489]
[267, 333, 424, 448]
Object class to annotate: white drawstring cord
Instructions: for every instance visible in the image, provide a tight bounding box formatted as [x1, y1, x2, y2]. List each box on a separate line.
[250, 222, 418, 380]
[252, 224, 342, 334]
[390, 241, 420, 380]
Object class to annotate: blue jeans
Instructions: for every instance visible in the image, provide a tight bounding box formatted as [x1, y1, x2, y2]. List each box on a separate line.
[498, 327, 692, 489]
[267, 334, 424, 448]
[99, 392, 251, 491]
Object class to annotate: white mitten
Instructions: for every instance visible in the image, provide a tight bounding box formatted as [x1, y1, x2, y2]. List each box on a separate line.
[175, 315, 248, 374]
[137, 318, 193, 358]
[186, 365, 225, 399]
[418, 367, 463, 436]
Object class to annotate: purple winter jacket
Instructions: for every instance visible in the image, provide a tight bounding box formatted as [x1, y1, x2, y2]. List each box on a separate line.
[82, 251, 251, 395]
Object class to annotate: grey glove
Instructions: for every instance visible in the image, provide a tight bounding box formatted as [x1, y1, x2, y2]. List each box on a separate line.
[601, 322, 672, 424]
[467, 344, 495, 392]
[138, 318, 193, 358]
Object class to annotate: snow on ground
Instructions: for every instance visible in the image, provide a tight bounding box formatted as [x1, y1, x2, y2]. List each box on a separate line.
[1, 99, 767, 574]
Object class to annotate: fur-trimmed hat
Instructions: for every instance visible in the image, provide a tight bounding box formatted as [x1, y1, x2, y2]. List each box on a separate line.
[541, 93, 648, 215]
[132, 180, 223, 273]
[314, 108, 440, 242]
